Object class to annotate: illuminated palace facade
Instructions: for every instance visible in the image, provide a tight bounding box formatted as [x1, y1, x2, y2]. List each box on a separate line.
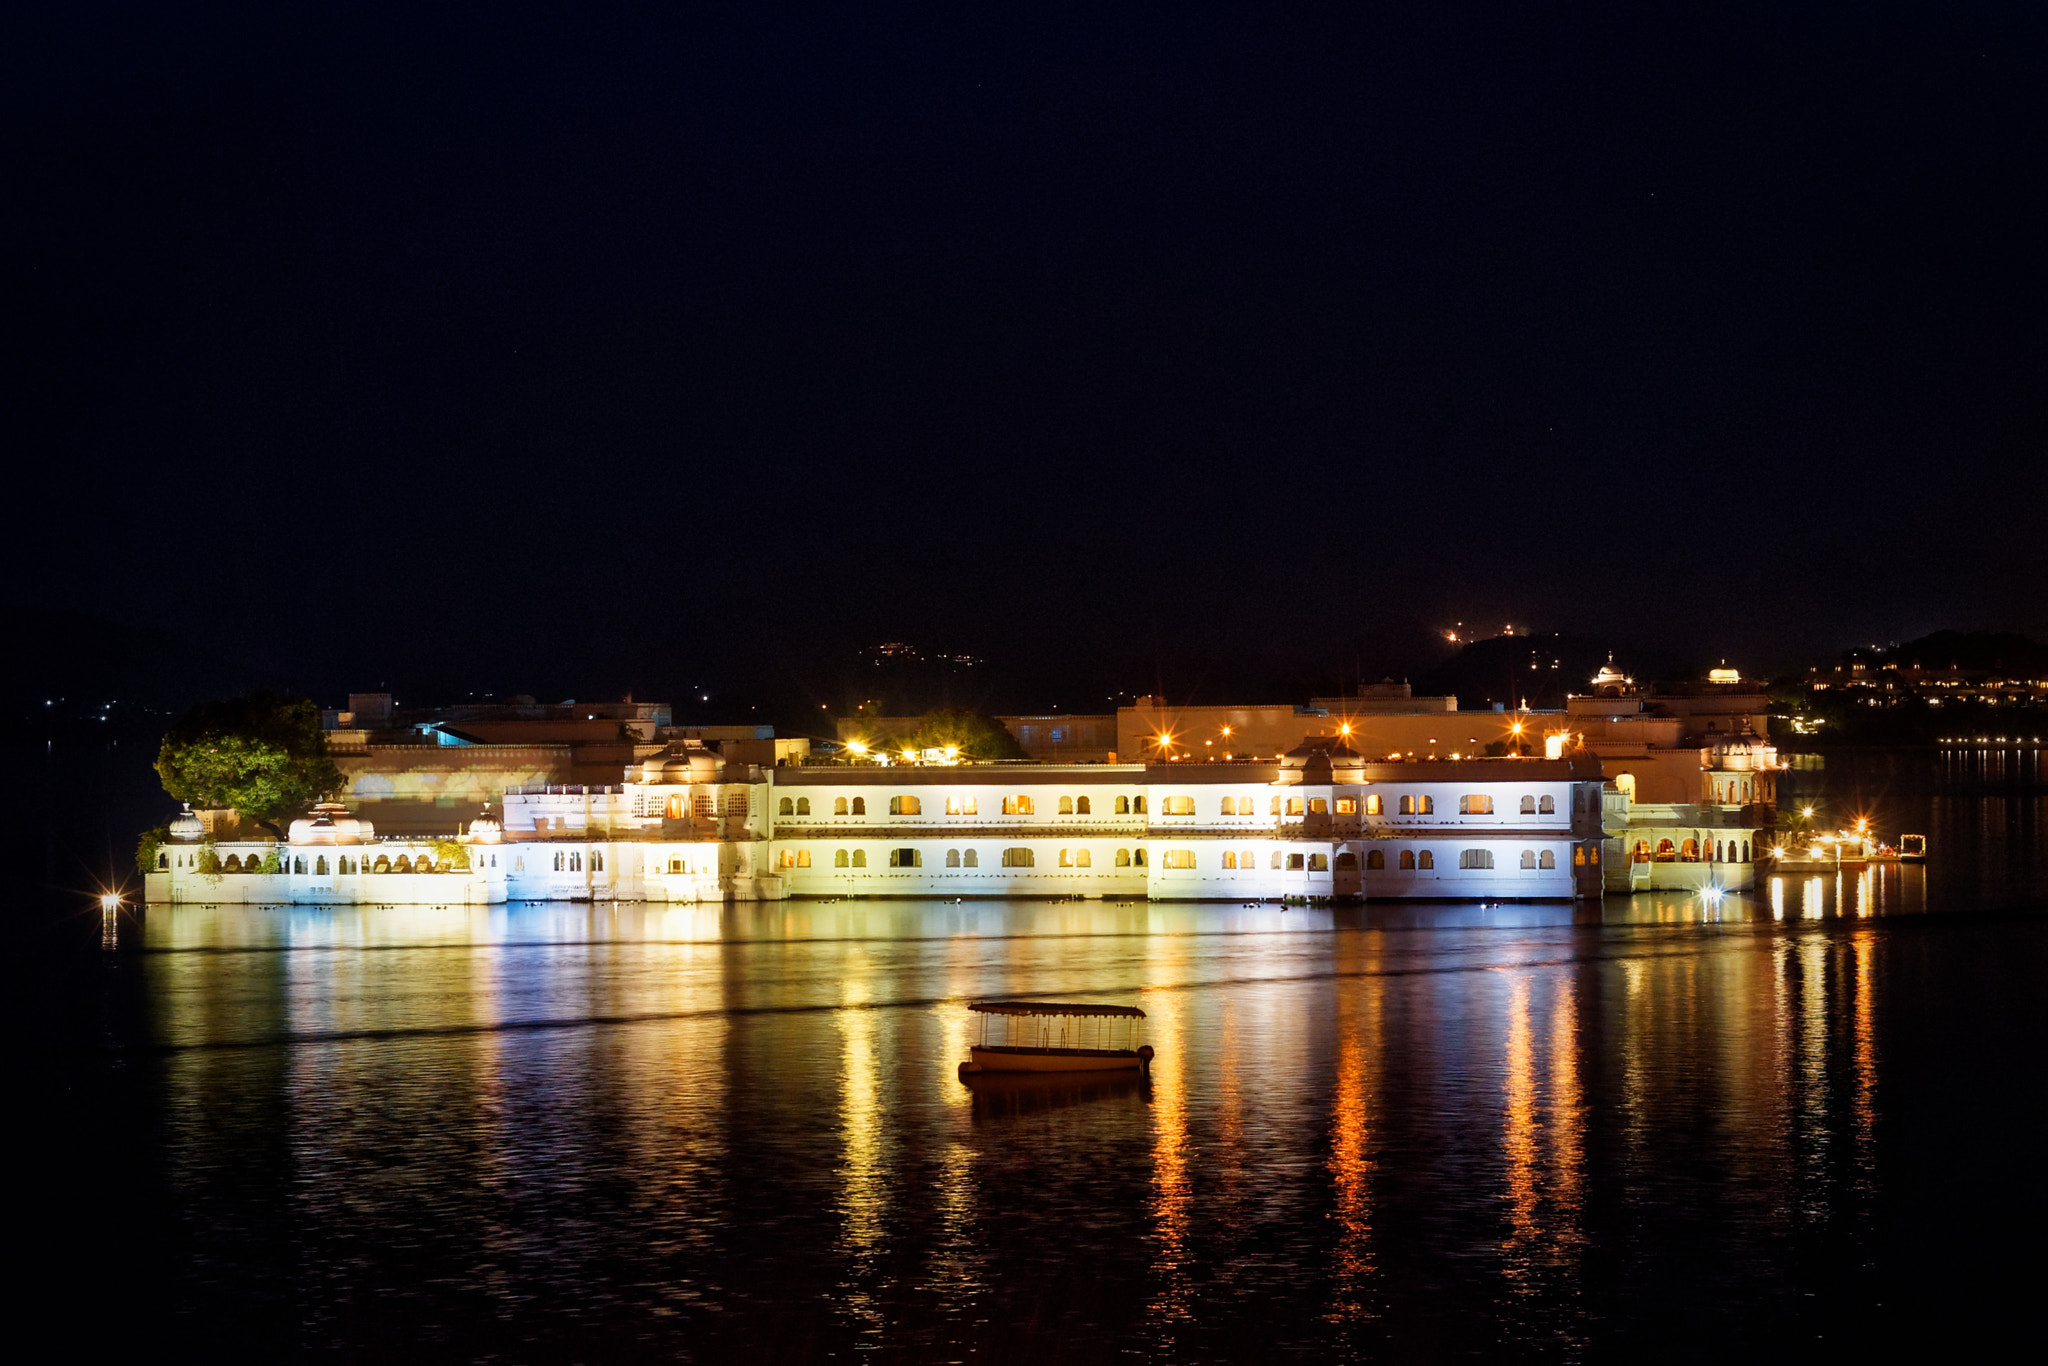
[147, 738, 1628, 905]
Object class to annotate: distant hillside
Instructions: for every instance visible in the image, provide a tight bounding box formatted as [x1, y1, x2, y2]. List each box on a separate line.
[1409, 633, 1688, 711]
[1843, 630, 2048, 674]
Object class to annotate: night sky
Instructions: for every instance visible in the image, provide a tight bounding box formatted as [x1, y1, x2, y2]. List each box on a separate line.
[9, 3, 2046, 720]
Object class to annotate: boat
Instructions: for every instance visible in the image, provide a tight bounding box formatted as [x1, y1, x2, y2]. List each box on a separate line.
[959, 1001, 1153, 1077]
[1899, 833, 1928, 862]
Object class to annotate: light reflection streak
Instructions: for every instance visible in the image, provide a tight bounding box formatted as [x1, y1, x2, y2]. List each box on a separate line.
[1324, 952, 1380, 1323]
[1501, 974, 1540, 1278]
[836, 977, 887, 1343]
[1145, 988, 1193, 1330]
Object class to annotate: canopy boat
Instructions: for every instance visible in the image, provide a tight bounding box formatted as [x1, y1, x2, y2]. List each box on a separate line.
[960, 1001, 1153, 1077]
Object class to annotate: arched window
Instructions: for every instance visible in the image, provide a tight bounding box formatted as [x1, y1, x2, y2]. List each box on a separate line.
[1539, 850, 1555, 869]
[947, 849, 960, 867]
[1132, 848, 1147, 867]
[668, 857, 684, 874]
[1539, 795, 1555, 815]
[1059, 796, 1074, 815]
[888, 848, 921, 867]
[373, 855, 391, 873]
[795, 850, 809, 868]
[1573, 846, 1586, 866]
[1366, 849, 1384, 869]
[1461, 849, 1494, 869]
[313, 856, 327, 875]
[1116, 796, 1130, 814]
[852, 850, 867, 868]
[1460, 795, 1492, 815]
[1001, 848, 1034, 868]
[836, 849, 849, 867]
[797, 798, 811, 816]
[1116, 848, 1131, 867]
[1418, 796, 1435, 814]
[395, 855, 413, 873]
[1164, 850, 1196, 869]
[1656, 839, 1675, 860]
[1399, 850, 1415, 870]
[1223, 852, 1238, 869]
[593, 851, 604, 872]
[1059, 848, 1074, 867]
[835, 797, 849, 815]
[1399, 796, 1414, 815]
[1075, 796, 1090, 815]
[1366, 795, 1383, 815]
[1163, 796, 1196, 815]
[1520, 795, 1537, 815]
[294, 856, 307, 874]
[1076, 849, 1091, 868]
[1714, 840, 1724, 863]
[338, 856, 352, 874]
[1417, 850, 1434, 869]
[1220, 797, 1237, 816]
[1286, 853, 1305, 870]
[1271, 851, 1284, 869]
[1285, 797, 1304, 817]
[157, 851, 168, 869]
[963, 849, 977, 868]
[1133, 796, 1146, 814]
[1680, 838, 1699, 861]
[222, 855, 241, 872]
[779, 797, 794, 816]
[1003, 796, 1034, 815]
[851, 797, 866, 816]
[569, 852, 582, 872]
[889, 796, 920, 816]
[1520, 849, 1536, 869]
[1743, 840, 1751, 862]
[553, 851, 565, 871]
[1309, 853, 1330, 871]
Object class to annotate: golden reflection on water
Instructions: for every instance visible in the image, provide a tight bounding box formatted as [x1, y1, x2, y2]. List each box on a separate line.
[836, 973, 887, 1341]
[1499, 970, 1587, 1298]
[1145, 985, 1193, 1329]
[1324, 943, 1381, 1324]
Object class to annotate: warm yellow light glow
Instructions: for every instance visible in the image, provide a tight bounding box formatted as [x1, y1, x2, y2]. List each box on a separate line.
[1339, 723, 1351, 735]
[1802, 806, 1814, 818]
[944, 745, 958, 757]
[99, 892, 119, 911]
[1221, 726, 1231, 737]
[1510, 721, 1523, 734]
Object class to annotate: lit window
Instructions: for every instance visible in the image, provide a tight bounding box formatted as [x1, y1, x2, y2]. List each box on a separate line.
[1460, 795, 1493, 815]
[1336, 798, 1357, 815]
[1366, 795, 1382, 815]
[890, 795, 921, 816]
[1308, 798, 1328, 815]
[796, 850, 810, 868]
[1309, 853, 1328, 871]
[1059, 796, 1074, 815]
[835, 797, 849, 815]
[1460, 849, 1493, 869]
[1286, 853, 1305, 870]
[1059, 848, 1074, 867]
[1163, 849, 1196, 869]
[1001, 848, 1034, 867]
[1222, 851, 1237, 869]
[1116, 848, 1131, 867]
[1002, 796, 1034, 815]
[1163, 796, 1195, 815]
[1417, 796, 1434, 815]
[1116, 796, 1130, 815]
[1220, 797, 1236, 816]
[1286, 798, 1304, 817]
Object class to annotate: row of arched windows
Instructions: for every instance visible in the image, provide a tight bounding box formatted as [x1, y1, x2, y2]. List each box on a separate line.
[1631, 838, 1754, 863]
[823, 847, 1157, 869]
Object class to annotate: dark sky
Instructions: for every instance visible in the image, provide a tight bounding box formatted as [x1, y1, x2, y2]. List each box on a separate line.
[8, 3, 2046, 717]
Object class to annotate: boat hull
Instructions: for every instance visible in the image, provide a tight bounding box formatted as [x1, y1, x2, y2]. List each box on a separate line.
[967, 1044, 1145, 1073]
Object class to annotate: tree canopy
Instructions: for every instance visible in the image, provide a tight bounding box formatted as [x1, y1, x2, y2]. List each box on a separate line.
[903, 709, 1029, 762]
[155, 693, 342, 836]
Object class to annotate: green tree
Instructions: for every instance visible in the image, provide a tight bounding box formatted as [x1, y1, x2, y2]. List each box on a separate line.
[134, 824, 170, 876]
[155, 693, 343, 838]
[430, 839, 471, 872]
[904, 709, 1029, 762]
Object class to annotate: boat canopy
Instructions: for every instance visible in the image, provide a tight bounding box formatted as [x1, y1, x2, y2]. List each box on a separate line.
[968, 1001, 1145, 1019]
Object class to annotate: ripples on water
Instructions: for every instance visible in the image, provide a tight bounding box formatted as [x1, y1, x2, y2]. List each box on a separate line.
[49, 862, 2039, 1363]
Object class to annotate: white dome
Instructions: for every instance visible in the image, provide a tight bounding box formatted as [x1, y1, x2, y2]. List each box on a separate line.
[288, 800, 369, 845]
[466, 813, 503, 843]
[168, 807, 204, 842]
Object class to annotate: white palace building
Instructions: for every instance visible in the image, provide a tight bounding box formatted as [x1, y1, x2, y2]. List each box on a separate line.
[146, 737, 1652, 905]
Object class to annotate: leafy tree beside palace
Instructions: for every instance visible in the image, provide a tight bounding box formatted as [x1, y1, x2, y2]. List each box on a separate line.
[154, 693, 342, 837]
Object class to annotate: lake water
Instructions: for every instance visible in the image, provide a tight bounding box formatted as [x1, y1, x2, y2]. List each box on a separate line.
[19, 749, 2048, 1361]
